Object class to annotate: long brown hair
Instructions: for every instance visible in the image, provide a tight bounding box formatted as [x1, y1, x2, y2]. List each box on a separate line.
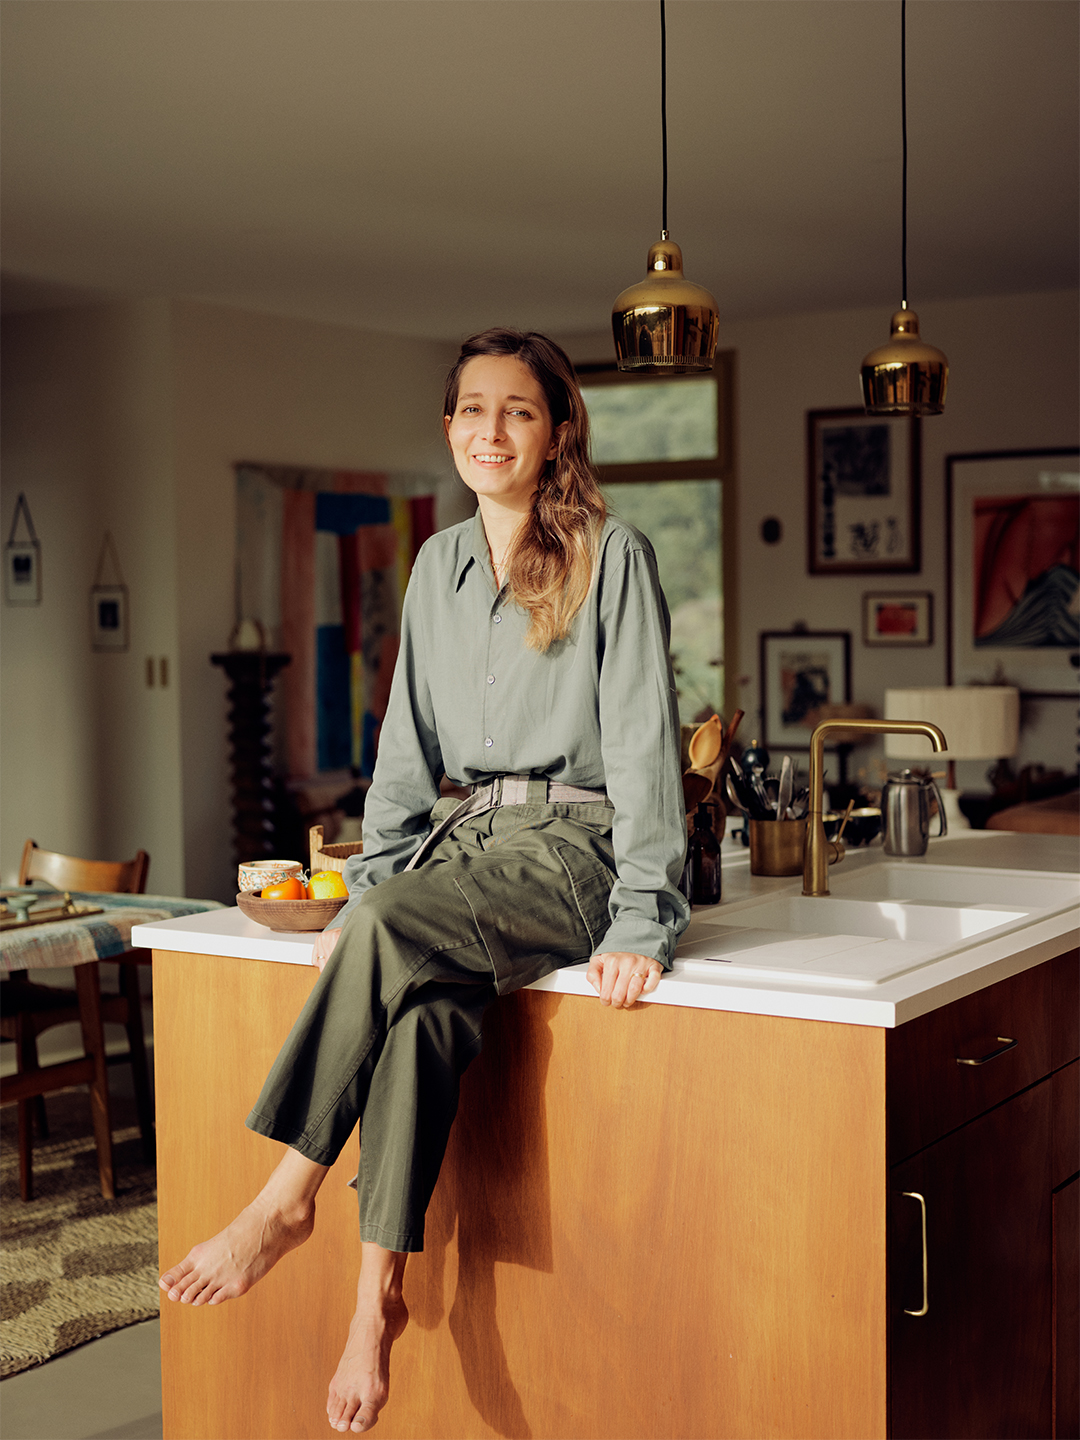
[443, 328, 606, 651]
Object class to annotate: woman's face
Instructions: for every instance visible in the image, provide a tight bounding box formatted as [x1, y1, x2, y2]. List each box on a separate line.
[444, 354, 566, 512]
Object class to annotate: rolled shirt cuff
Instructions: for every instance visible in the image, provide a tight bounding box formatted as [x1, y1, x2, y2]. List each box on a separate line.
[592, 917, 677, 970]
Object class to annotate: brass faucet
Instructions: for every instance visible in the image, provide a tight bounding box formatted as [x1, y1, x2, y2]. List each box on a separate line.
[803, 718, 948, 896]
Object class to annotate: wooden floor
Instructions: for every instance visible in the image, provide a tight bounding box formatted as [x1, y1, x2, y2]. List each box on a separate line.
[155, 949, 888, 1440]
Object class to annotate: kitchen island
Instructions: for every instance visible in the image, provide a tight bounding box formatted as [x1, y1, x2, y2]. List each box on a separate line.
[135, 832, 1078, 1440]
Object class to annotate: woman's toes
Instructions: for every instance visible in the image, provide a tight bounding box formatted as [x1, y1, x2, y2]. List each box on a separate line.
[159, 1262, 191, 1295]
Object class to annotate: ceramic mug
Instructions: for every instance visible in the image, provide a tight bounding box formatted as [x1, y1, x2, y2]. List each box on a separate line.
[237, 859, 303, 894]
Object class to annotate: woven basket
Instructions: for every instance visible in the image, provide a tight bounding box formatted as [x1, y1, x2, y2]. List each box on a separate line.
[309, 825, 363, 876]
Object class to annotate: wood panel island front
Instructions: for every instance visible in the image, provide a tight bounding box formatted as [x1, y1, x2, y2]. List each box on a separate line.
[134, 833, 1079, 1440]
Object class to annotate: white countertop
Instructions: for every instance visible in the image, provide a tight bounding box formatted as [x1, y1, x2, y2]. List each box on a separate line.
[132, 831, 1078, 1028]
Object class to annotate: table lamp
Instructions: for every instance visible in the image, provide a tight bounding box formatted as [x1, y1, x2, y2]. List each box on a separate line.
[884, 686, 1020, 830]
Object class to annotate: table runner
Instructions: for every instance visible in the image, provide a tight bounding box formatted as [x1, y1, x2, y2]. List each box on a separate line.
[1, 892, 223, 972]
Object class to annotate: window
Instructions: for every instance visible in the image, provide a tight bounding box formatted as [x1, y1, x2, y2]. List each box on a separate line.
[578, 353, 735, 725]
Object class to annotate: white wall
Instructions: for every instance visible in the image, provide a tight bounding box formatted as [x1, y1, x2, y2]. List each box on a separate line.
[2, 299, 462, 899]
[556, 288, 1080, 791]
[1, 301, 185, 892]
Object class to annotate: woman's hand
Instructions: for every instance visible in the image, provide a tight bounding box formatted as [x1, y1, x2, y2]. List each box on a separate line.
[586, 952, 663, 1009]
[311, 927, 342, 974]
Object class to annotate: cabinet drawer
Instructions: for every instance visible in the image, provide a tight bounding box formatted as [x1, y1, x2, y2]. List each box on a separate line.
[887, 961, 1051, 1163]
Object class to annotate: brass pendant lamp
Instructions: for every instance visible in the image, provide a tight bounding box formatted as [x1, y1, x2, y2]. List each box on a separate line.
[612, 0, 719, 373]
[861, 0, 948, 415]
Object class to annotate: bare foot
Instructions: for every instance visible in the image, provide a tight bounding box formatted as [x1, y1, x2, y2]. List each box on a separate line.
[326, 1291, 409, 1433]
[159, 1193, 315, 1306]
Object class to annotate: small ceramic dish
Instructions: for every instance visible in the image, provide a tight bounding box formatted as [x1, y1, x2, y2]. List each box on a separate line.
[235, 892, 347, 932]
[237, 859, 304, 894]
[844, 808, 883, 846]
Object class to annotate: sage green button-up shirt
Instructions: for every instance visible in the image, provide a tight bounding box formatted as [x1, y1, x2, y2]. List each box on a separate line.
[338, 512, 690, 966]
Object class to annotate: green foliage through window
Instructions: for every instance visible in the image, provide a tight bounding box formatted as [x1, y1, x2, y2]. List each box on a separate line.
[602, 479, 723, 724]
[583, 379, 718, 465]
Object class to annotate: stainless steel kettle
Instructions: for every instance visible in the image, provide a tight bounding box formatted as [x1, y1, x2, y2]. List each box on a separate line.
[881, 769, 946, 856]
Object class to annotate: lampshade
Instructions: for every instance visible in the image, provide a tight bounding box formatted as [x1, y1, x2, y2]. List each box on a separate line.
[861, 308, 948, 416]
[884, 687, 1019, 761]
[612, 237, 719, 373]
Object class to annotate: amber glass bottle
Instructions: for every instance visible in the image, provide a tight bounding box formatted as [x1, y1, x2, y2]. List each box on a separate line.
[682, 804, 722, 905]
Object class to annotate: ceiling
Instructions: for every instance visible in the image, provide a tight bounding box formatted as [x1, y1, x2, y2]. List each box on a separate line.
[2, 0, 1077, 340]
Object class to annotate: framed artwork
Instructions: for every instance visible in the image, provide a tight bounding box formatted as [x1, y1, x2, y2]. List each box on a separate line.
[760, 630, 851, 750]
[807, 408, 921, 574]
[946, 448, 1079, 697]
[90, 584, 129, 651]
[5, 493, 41, 605]
[862, 591, 933, 647]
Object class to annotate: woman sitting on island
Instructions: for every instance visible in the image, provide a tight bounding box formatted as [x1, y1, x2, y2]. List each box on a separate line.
[159, 328, 689, 1435]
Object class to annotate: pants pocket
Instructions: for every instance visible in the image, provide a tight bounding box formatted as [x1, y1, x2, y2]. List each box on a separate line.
[553, 842, 615, 952]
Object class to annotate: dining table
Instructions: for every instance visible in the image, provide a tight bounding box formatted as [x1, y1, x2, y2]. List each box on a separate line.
[1, 889, 223, 1197]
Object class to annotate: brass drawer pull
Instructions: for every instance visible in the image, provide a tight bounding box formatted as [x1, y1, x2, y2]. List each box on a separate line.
[956, 1036, 1018, 1067]
[901, 1191, 929, 1316]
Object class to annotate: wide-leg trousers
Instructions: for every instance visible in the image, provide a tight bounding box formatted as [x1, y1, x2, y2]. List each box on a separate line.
[246, 798, 616, 1252]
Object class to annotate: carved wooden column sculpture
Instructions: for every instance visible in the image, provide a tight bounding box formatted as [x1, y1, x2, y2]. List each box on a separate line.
[211, 652, 291, 864]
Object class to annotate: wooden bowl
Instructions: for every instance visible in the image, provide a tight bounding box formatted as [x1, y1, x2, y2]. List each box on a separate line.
[235, 892, 347, 932]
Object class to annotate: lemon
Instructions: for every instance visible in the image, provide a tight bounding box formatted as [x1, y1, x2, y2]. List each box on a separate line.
[307, 870, 349, 899]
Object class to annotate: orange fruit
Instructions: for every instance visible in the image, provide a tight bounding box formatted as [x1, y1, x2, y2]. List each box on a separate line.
[262, 876, 305, 900]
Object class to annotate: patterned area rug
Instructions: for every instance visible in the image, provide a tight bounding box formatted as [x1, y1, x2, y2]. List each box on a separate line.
[1, 1088, 159, 1377]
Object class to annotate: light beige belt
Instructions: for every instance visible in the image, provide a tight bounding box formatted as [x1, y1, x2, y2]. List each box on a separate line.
[404, 773, 610, 872]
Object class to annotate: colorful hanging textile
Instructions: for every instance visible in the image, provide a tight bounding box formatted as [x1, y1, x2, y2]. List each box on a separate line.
[235, 464, 435, 781]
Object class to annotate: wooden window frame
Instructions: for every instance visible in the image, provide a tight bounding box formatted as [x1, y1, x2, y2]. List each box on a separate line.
[575, 350, 738, 718]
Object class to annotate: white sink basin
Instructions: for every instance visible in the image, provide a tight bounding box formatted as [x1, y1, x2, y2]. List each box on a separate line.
[715, 894, 1030, 944]
[675, 863, 1079, 988]
[826, 863, 1078, 910]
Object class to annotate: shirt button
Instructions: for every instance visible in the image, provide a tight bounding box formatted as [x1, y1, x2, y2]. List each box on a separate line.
[484, 737, 493, 748]
[493, 614, 502, 624]
[487, 675, 495, 684]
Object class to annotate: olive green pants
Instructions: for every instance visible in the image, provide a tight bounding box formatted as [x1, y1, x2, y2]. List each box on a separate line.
[246, 798, 615, 1253]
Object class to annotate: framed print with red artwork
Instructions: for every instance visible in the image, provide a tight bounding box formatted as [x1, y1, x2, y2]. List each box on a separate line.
[862, 591, 933, 647]
[946, 448, 1079, 697]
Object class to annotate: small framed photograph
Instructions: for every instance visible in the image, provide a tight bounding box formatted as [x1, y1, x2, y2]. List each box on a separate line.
[5, 493, 41, 605]
[5, 541, 41, 605]
[862, 591, 933, 647]
[807, 408, 921, 574]
[90, 584, 129, 651]
[947, 448, 1079, 696]
[760, 630, 851, 750]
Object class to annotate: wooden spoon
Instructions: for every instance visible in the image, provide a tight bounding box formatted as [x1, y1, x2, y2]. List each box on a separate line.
[682, 770, 714, 812]
[714, 709, 744, 776]
[687, 714, 724, 770]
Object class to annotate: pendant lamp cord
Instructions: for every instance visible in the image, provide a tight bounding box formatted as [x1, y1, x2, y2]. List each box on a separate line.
[660, 0, 668, 238]
[901, 0, 908, 308]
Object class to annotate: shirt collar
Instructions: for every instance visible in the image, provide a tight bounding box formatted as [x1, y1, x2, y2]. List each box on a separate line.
[455, 511, 498, 594]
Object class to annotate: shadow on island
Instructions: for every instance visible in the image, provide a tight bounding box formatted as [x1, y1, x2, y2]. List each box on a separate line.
[406, 989, 559, 1440]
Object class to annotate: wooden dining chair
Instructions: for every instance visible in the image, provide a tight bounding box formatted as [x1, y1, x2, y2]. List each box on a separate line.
[19, 841, 150, 896]
[1, 841, 153, 1200]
